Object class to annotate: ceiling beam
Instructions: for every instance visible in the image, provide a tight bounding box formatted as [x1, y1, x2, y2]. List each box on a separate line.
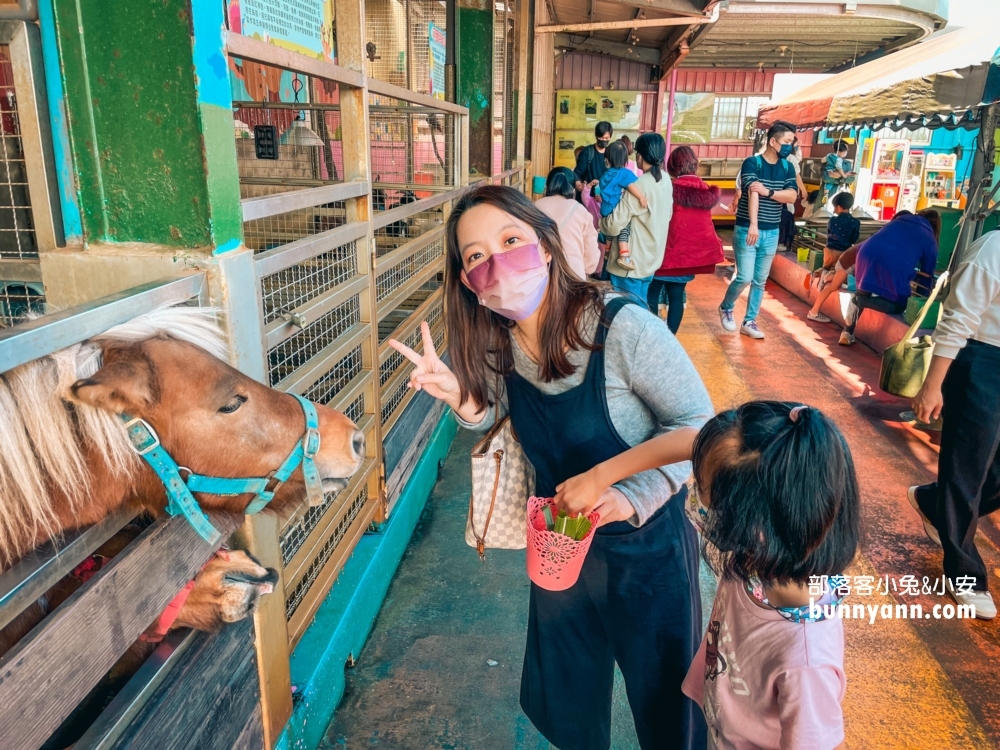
[537, 15, 711, 34]
[595, 0, 709, 16]
[553, 33, 662, 65]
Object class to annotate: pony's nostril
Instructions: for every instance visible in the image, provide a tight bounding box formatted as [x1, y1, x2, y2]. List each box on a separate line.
[352, 430, 366, 459]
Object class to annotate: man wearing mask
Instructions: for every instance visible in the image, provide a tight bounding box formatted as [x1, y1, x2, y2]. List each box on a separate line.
[574, 121, 613, 195]
[719, 120, 799, 340]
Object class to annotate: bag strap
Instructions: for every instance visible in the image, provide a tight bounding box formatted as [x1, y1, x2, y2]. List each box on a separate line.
[468, 446, 504, 562]
[894, 269, 950, 352]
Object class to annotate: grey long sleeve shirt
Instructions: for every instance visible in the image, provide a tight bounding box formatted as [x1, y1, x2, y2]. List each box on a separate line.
[456, 299, 713, 526]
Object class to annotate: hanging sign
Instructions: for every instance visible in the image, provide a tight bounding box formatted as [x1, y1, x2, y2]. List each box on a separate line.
[228, 0, 335, 63]
[429, 23, 447, 100]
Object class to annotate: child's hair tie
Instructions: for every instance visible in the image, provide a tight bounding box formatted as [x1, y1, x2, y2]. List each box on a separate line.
[789, 405, 808, 422]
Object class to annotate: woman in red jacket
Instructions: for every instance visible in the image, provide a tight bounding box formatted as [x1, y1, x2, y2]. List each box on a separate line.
[647, 146, 724, 333]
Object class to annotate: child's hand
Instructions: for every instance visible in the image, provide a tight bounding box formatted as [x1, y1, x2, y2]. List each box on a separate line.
[555, 468, 608, 517]
[638, 194, 648, 209]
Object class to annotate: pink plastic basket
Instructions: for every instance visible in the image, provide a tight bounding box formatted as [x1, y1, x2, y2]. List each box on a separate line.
[526, 497, 600, 591]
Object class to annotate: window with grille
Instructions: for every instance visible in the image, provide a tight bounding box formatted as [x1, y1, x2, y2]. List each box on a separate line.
[711, 96, 769, 142]
[0, 45, 36, 260]
[872, 126, 932, 147]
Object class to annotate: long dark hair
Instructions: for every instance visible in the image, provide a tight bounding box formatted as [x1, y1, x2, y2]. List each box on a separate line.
[692, 401, 860, 585]
[544, 166, 576, 199]
[635, 133, 665, 182]
[917, 208, 941, 241]
[445, 185, 606, 411]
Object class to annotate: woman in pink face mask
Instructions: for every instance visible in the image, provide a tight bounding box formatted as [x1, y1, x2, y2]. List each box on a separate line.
[389, 185, 713, 750]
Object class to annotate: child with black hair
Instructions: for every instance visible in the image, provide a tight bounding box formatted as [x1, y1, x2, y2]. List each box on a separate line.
[808, 193, 862, 322]
[598, 140, 648, 271]
[682, 401, 858, 750]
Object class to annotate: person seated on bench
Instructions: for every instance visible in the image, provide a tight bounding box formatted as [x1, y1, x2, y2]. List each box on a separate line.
[838, 209, 940, 346]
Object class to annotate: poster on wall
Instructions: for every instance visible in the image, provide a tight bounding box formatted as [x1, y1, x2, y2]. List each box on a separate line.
[428, 23, 447, 100]
[663, 92, 715, 144]
[227, 0, 335, 63]
[553, 129, 642, 169]
[555, 90, 643, 133]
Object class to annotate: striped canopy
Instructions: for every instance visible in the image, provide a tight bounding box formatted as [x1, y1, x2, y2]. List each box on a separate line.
[758, 26, 1000, 132]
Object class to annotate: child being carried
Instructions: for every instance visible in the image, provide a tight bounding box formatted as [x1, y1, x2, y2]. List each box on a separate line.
[598, 141, 648, 271]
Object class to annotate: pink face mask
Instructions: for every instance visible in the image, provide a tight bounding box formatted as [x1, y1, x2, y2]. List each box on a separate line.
[461, 243, 549, 321]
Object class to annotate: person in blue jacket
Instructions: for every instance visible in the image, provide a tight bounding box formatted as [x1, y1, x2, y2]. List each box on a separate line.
[839, 209, 940, 345]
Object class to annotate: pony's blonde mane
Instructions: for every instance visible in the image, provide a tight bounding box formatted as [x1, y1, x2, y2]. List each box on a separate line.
[0, 306, 227, 565]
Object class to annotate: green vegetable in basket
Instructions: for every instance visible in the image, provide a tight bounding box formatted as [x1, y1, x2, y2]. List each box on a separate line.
[544, 507, 592, 541]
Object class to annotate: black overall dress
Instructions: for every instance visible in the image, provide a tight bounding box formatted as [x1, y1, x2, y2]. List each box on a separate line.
[506, 298, 706, 750]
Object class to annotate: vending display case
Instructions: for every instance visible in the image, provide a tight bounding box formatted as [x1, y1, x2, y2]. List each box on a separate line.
[920, 152, 960, 209]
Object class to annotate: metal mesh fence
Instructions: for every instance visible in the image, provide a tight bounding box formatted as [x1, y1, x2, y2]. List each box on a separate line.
[408, 0, 447, 98]
[300, 344, 364, 404]
[0, 46, 36, 260]
[364, 0, 448, 96]
[370, 98, 455, 214]
[243, 201, 347, 253]
[375, 237, 443, 302]
[258, 240, 357, 324]
[373, 204, 445, 257]
[0, 281, 43, 327]
[380, 324, 443, 425]
[377, 278, 443, 341]
[378, 295, 443, 386]
[267, 295, 361, 386]
[285, 484, 370, 620]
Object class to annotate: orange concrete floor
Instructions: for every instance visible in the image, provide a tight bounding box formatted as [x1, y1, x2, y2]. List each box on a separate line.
[679, 268, 1000, 749]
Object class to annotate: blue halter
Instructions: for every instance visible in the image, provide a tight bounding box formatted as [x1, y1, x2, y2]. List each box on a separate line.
[120, 394, 324, 544]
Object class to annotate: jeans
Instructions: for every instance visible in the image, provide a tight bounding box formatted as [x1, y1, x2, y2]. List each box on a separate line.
[721, 225, 780, 323]
[647, 279, 687, 334]
[844, 290, 907, 334]
[609, 273, 652, 306]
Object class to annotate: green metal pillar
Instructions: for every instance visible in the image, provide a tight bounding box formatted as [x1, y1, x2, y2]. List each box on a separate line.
[455, 0, 493, 178]
[45, 0, 241, 250]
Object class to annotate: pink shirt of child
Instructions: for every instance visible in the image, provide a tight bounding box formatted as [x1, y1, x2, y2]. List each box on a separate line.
[682, 578, 846, 750]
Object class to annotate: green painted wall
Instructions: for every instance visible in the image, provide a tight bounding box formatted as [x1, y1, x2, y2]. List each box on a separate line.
[50, 0, 218, 247]
[455, 5, 493, 177]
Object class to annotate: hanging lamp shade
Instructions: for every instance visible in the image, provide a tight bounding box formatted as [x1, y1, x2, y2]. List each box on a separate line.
[280, 115, 324, 147]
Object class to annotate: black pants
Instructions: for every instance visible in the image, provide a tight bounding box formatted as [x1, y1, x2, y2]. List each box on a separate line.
[844, 290, 907, 334]
[521, 493, 706, 750]
[779, 208, 796, 250]
[916, 341, 1000, 591]
[647, 279, 687, 334]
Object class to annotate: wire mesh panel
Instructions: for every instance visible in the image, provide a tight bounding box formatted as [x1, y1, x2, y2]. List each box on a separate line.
[284, 484, 371, 621]
[266, 295, 361, 386]
[374, 236, 443, 303]
[378, 294, 442, 386]
[258, 240, 357, 323]
[300, 344, 364, 404]
[373, 201, 445, 257]
[243, 201, 347, 253]
[0, 281, 43, 327]
[407, 0, 447, 99]
[0, 45, 36, 260]
[380, 323, 443, 426]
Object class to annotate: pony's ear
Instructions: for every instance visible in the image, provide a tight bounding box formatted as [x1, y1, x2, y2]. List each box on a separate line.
[71, 357, 156, 415]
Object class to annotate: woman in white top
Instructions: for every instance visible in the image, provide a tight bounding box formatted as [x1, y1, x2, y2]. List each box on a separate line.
[910, 229, 1000, 620]
[534, 167, 602, 280]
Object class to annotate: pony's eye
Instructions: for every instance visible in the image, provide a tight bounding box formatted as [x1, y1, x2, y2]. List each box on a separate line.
[219, 394, 247, 414]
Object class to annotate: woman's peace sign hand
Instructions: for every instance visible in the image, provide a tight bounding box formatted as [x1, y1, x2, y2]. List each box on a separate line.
[388, 321, 462, 408]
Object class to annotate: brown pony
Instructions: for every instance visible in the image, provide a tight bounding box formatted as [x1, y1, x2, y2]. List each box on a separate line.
[0, 305, 365, 570]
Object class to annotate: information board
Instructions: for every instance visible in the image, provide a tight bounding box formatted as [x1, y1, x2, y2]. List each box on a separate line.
[229, 0, 335, 63]
[555, 90, 643, 133]
[664, 92, 715, 144]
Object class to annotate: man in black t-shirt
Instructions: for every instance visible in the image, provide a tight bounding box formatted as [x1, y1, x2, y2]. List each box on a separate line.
[574, 121, 613, 194]
[719, 121, 799, 340]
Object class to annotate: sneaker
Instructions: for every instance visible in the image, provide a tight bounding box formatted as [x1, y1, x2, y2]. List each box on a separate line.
[839, 331, 855, 346]
[947, 579, 997, 620]
[617, 254, 636, 271]
[907, 486, 941, 546]
[719, 307, 737, 332]
[740, 320, 765, 339]
[807, 311, 832, 323]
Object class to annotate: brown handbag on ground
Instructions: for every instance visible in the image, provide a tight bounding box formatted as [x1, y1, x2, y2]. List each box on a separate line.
[465, 387, 534, 561]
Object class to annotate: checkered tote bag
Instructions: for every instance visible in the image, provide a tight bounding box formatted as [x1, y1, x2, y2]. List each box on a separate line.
[466, 405, 534, 560]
